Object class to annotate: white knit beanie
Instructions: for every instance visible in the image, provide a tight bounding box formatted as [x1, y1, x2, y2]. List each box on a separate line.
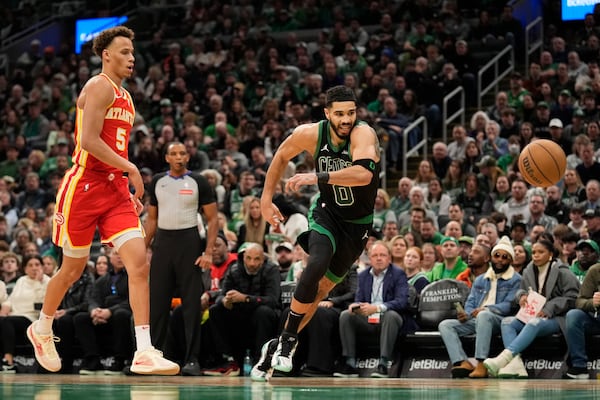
[492, 236, 515, 260]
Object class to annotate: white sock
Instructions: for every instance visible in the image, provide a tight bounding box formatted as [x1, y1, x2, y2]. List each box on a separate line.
[134, 325, 152, 352]
[36, 312, 54, 335]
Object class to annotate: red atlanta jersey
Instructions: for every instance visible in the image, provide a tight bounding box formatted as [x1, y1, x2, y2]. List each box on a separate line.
[71, 73, 135, 174]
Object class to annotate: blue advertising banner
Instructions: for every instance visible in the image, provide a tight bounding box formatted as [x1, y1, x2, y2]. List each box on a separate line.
[75, 16, 129, 54]
[562, 0, 600, 21]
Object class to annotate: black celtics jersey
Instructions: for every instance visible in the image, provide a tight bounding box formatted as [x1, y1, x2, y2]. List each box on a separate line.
[313, 120, 380, 224]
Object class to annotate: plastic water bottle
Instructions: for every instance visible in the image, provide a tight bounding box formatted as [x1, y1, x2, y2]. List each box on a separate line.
[243, 349, 252, 376]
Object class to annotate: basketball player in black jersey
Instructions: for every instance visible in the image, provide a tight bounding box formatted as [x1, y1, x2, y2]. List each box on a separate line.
[251, 85, 380, 380]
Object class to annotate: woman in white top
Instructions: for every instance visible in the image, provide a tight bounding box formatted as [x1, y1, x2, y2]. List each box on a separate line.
[0, 255, 49, 372]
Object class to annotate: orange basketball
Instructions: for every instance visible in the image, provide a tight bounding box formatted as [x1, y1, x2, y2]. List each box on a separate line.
[518, 139, 567, 188]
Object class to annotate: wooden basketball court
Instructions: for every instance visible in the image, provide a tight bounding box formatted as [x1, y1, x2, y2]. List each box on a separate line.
[2, 374, 600, 400]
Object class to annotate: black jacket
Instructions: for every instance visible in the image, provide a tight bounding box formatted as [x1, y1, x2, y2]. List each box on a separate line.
[88, 268, 131, 314]
[60, 271, 94, 315]
[218, 260, 281, 311]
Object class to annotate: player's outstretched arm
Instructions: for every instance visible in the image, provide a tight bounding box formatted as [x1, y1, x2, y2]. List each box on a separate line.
[261, 123, 316, 226]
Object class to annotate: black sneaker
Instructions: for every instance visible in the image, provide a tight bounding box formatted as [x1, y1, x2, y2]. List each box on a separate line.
[1, 359, 16, 374]
[271, 332, 299, 373]
[79, 356, 101, 375]
[182, 359, 201, 376]
[333, 364, 359, 378]
[371, 364, 388, 378]
[122, 363, 139, 376]
[104, 358, 125, 375]
[563, 366, 589, 379]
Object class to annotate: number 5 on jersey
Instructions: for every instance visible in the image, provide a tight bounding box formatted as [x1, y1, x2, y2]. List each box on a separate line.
[116, 127, 127, 151]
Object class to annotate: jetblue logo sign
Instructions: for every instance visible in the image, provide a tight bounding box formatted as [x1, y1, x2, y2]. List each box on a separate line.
[408, 359, 450, 371]
[524, 359, 563, 370]
[401, 357, 452, 378]
[357, 358, 379, 369]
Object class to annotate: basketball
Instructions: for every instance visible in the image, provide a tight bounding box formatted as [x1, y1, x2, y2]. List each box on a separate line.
[518, 139, 567, 188]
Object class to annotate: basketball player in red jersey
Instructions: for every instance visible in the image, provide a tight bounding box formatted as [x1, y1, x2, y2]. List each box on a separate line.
[26, 26, 179, 375]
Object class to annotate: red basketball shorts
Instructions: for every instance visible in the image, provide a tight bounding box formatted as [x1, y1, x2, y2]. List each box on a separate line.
[53, 166, 142, 255]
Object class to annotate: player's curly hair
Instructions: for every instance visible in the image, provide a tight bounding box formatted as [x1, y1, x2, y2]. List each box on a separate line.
[92, 26, 134, 56]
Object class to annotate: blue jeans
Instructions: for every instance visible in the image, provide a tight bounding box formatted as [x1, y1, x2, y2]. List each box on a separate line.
[501, 316, 560, 354]
[439, 310, 504, 363]
[565, 309, 600, 368]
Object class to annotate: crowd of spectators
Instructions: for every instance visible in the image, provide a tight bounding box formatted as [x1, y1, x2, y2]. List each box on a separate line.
[2, 0, 600, 378]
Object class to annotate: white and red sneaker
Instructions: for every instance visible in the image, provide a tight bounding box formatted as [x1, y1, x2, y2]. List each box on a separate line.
[26, 321, 61, 372]
[130, 347, 180, 375]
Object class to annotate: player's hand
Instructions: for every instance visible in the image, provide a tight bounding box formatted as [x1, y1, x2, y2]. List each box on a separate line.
[127, 165, 144, 200]
[195, 253, 212, 270]
[261, 199, 284, 229]
[457, 310, 468, 322]
[285, 173, 317, 193]
[131, 194, 144, 216]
